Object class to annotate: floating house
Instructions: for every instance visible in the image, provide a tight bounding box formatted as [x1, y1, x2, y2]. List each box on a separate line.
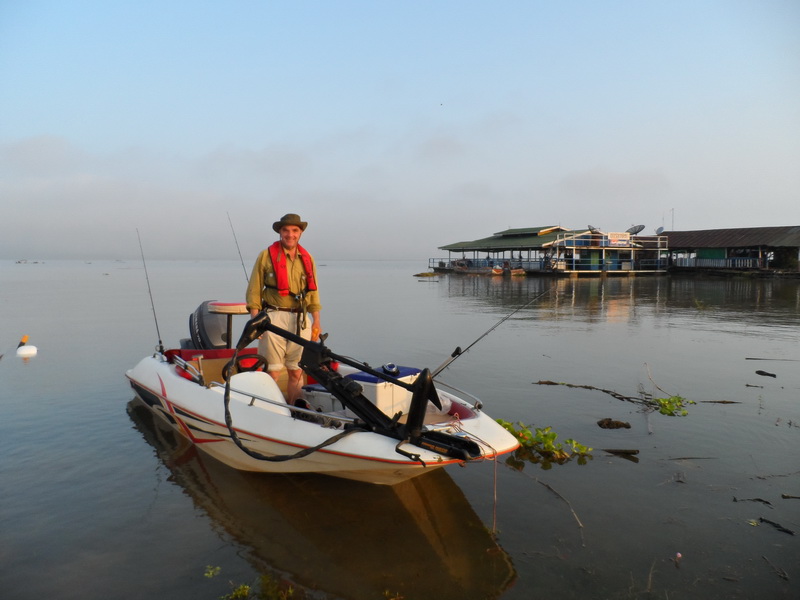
[666, 226, 800, 272]
[429, 225, 669, 276]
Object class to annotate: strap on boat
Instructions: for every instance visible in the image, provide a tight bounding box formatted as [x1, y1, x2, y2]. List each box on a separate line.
[235, 425, 366, 463]
[395, 439, 424, 466]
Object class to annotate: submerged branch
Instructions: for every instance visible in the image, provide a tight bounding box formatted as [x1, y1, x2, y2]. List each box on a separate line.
[733, 496, 773, 508]
[762, 555, 790, 581]
[759, 517, 795, 535]
[534, 379, 694, 417]
[536, 380, 639, 403]
[515, 472, 586, 548]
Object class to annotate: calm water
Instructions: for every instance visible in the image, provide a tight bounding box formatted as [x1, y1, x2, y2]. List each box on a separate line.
[1, 259, 798, 599]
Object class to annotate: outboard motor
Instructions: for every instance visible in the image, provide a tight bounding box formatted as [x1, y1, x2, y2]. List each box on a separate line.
[189, 301, 231, 349]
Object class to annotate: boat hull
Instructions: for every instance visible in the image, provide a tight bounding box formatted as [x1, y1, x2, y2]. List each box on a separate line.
[127, 355, 518, 485]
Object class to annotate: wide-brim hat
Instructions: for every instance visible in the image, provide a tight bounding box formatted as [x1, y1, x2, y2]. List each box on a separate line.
[272, 213, 308, 233]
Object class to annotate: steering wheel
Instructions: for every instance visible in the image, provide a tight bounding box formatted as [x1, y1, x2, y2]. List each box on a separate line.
[223, 353, 268, 381]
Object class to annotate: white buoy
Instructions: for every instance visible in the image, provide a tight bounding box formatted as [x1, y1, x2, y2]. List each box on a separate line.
[17, 345, 38, 357]
[16, 335, 38, 358]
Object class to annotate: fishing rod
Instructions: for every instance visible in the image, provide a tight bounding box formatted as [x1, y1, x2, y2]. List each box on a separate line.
[227, 211, 249, 282]
[432, 285, 554, 378]
[136, 229, 164, 354]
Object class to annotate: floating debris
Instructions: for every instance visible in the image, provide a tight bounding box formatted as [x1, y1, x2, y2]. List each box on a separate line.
[698, 400, 741, 404]
[759, 517, 795, 535]
[733, 496, 773, 508]
[602, 448, 639, 456]
[755, 370, 777, 378]
[597, 418, 631, 429]
[602, 448, 639, 462]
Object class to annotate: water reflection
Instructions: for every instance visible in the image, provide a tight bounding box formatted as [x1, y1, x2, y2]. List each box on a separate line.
[443, 274, 800, 329]
[127, 399, 516, 600]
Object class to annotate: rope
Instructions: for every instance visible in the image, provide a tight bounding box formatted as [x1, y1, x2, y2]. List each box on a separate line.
[447, 417, 503, 533]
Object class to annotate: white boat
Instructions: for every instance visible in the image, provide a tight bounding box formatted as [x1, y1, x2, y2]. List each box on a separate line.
[126, 301, 519, 485]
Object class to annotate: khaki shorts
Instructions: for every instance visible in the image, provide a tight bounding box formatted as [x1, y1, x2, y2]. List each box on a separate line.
[257, 309, 311, 372]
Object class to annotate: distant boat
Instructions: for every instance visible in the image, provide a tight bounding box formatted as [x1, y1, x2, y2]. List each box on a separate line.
[452, 260, 492, 275]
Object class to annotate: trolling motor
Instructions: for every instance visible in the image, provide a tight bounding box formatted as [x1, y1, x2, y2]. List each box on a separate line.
[233, 310, 481, 464]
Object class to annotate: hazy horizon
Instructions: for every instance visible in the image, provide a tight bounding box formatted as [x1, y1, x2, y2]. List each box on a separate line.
[2, 1, 798, 263]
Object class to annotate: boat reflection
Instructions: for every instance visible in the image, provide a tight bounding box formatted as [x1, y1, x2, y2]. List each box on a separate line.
[127, 399, 516, 600]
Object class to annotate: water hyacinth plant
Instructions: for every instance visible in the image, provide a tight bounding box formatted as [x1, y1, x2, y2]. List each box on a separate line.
[496, 419, 592, 470]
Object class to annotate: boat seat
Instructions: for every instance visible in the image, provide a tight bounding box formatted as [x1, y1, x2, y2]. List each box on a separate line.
[166, 347, 262, 386]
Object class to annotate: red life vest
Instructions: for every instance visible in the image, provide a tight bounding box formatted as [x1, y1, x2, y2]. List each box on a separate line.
[268, 241, 318, 296]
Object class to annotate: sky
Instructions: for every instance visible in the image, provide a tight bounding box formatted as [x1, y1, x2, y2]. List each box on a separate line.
[1, 0, 798, 261]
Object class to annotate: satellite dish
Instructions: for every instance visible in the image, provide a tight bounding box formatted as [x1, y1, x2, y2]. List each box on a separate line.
[626, 224, 645, 235]
[655, 226, 664, 234]
[588, 225, 600, 234]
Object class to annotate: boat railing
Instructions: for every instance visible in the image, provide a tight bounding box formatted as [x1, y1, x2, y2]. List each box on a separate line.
[673, 257, 761, 269]
[551, 256, 669, 272]
[429, 257, 549, 272]
[171, 355, 203, 383]
[433, 379, 483, 412]
[207, 380, 359, 424]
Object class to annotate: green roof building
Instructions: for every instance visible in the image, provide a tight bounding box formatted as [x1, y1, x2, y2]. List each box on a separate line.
[430, 226, 669, 275]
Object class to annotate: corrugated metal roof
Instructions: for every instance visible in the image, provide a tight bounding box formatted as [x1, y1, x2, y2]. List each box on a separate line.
[665, 226, 800, 249]
[439, 227, 570, 252]
[439, 226, 573, 251]
[491, 225, 568, 237]
[440, 225, 800, 253]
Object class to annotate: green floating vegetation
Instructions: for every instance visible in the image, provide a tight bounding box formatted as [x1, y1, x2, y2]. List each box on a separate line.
[204, 565, 221, 579]
[221, 584, 253, 600]
[653, 395, 694, 417]
[207, 567, 295, 600]
[497, 420, 592, 470]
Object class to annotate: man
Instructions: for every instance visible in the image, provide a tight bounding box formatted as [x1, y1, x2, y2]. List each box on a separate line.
[245, 213, 321, 404]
